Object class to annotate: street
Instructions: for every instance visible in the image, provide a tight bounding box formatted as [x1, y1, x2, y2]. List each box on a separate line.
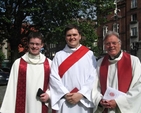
[0, 85, 7, 107]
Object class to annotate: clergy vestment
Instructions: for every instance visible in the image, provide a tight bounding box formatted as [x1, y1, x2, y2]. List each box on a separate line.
[92, 51, 141, 113]
[49, 45, 98, 113]
[0, 52, 52, 113]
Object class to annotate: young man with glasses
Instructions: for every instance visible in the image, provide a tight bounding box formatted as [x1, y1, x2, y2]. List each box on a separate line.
[0, 32, 52, 113]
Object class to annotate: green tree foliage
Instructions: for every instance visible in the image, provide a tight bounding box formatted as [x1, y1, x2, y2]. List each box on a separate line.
[0, 0, 114, 61]
[30, 0, 114, 56]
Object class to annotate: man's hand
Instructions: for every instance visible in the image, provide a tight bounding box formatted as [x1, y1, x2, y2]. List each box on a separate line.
[100, 99, 117, 109]
[40, 93, 49, 103]
[65, 93, 83, 105]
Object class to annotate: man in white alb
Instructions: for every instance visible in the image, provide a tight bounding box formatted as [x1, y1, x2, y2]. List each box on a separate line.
[50, 24, 98, 113]
[92, 31, 141, 113]
[0, 32, 52, 113]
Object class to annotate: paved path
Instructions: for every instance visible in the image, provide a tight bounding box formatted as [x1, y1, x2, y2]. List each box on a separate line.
[0, 85, 7, 107]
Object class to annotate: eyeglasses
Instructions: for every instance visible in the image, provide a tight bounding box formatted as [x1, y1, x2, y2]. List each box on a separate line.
[104, 41, 120, 46]
[29, 42, 42, 46]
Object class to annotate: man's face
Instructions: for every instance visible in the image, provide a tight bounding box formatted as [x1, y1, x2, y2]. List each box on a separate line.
[28, 38, 43, 55]
[65, 28, 81, 48]
[104, 35, 121, 57]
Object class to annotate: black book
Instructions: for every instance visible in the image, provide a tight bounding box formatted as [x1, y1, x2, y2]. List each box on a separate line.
[37, 88, 45, 97]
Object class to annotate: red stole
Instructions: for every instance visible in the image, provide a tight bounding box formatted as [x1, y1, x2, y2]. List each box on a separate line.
[59, 46, 89, 78]
[15, 58, 50, 113]
[52, 46, 89, 113]
[100, 52, 132, 95]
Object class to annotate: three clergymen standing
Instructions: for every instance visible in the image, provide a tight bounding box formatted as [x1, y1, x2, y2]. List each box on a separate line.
[1, 24, 141, 113]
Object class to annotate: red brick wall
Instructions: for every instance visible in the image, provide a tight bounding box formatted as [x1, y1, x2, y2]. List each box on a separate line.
[96, 0, 141, 53]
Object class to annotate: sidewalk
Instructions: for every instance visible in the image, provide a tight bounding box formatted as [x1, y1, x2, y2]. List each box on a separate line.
[0, 85, 6, 107]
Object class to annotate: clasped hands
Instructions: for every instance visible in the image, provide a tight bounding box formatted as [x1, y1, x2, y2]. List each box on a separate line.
[64, 93, 83, 105]
[99, 99, 117, 109]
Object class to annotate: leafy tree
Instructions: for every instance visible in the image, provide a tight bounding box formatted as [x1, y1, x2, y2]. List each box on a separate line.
[0, 0, 36, 62]
[0, 0, 114, 62]
[30, 0, 114, 56]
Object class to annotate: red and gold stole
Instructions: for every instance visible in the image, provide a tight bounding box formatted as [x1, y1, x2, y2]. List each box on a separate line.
[100, 52, 132, 95]
[15, 58, 50, 113]
[58, 45, 89, 92]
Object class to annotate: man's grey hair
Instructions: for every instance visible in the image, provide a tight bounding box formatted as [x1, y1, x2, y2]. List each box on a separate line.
[104, 31, 121, 43]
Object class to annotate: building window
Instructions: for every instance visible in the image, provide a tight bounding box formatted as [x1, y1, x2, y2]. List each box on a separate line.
[131, 14, 137, 21]
[131, 0, 137, 9]
[131, 27, 137, 37]
[113, 23, 119, 33]
[50, 44, 56, 48]
[103, 26, 108, 38]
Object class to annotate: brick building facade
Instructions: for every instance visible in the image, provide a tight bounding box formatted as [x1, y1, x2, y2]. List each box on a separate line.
[97, 0, 141, 60]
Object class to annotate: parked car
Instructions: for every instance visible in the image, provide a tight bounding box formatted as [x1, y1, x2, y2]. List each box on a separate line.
[0, 68, 9, 85]
[1, 67, 11, 73]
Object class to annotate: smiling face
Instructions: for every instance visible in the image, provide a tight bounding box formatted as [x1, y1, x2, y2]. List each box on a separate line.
[65, 28, 81, 48]
[104, 35, 121, 57]
[28, 38, 43, 55]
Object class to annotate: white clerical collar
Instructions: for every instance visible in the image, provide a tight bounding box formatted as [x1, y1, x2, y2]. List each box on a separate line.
[28, 53, 40, 64]
[65, 44, 81, 52]
[109, 51, 123, 63]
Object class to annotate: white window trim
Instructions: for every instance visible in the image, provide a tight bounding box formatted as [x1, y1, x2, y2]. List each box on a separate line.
[131, 0, 137, 9]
